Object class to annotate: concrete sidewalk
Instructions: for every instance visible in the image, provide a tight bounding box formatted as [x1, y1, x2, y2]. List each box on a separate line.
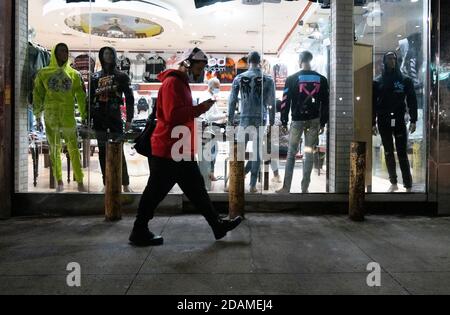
[0, 214, 450, 295]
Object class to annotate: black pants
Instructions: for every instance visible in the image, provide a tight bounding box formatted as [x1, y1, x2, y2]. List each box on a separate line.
[95, 128, 130, 186]
[377, 116, 412, 188]
[135, 156, 220, 228]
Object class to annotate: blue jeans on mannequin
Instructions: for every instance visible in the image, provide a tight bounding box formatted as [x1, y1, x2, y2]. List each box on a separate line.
[282, 118, 320, 193]
[236, 121, 262, 189]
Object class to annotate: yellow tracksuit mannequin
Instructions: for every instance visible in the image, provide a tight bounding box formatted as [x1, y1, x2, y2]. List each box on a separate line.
[33, 43, 87, 186]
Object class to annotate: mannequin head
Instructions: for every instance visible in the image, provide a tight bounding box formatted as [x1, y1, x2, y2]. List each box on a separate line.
[98, 47, 118, 74]
[384, 52, 398, 72]
[102, 48, 115, 65]
[247, 51, 261, 68]
[299, 51, 313, 71]
[55, 43, 69, 67]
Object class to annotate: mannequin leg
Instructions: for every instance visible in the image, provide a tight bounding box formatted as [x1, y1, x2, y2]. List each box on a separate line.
[61, 123, 84, 183]
[45, 120, 63, 183]
[378, 120, 398, 185]
[394, 121, 412, 189]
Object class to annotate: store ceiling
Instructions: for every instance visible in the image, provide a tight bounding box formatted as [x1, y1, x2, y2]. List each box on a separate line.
[29, 0, 319, 54]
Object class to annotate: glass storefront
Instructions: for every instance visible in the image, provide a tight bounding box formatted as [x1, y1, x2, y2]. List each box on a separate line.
[14, 0, 431, 199]
[354, 0, 429, 193]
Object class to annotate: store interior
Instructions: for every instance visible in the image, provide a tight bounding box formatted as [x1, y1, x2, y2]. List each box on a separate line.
[24, 0, 428, 194]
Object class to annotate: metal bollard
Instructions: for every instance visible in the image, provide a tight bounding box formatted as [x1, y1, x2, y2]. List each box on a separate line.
[229, 141, 245, 219]
[349, 141, 366, 222]
[105, 140, 122, 221]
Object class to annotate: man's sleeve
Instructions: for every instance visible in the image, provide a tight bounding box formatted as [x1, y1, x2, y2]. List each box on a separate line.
[228, 76, 240, 125]
[164, 78, 209, 126]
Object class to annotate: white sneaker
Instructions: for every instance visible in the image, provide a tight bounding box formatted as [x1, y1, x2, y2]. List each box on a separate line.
[276, 187, 289, 194]
[271, 175, 282, 183]
[78, 183, 87, 193]
[388, 184, 399, 193]
[123, 185, 133, 193]
[56, 184, 64, 193]
[249, 187, 258, 194]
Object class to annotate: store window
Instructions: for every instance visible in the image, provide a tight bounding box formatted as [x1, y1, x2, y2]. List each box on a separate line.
[19, 0, 331, 195]
[354, 0, 428, 193]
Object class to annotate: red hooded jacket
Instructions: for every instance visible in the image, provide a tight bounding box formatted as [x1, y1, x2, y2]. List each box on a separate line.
[151, 69, 209, 160]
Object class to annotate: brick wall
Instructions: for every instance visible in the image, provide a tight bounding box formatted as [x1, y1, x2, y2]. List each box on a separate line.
[14, 0, 28, 192]
[329, 0, 354, 193]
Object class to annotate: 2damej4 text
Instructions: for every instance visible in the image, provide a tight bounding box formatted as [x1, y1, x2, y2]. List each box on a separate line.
[177, 299, 273, 312]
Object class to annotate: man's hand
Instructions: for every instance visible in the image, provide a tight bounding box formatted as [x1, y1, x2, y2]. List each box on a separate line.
[409, 122, 416, 134]
[372, 125, 379, 136]
[125, 121, 132, 132]
[281, 125, 289, 134]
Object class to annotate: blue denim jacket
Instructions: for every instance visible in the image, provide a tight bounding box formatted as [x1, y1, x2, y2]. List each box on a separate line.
[228, 67, 276, 127]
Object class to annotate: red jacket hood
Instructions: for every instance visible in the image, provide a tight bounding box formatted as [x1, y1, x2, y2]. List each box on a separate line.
[157, 69, 189, 83]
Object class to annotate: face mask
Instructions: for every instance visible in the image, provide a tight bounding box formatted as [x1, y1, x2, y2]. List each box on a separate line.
[212, 88, 220, 95]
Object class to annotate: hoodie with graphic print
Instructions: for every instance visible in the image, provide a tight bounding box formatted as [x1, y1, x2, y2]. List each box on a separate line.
[372, 53, 418, 126]
[90, 47, 134, 133]
[280, 70, 329, 128]
[33, 45, 87, 122]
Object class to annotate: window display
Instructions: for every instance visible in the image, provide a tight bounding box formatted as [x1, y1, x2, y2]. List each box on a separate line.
[355, 0, 428, 193]
[33, 43, 87, 193]
[90, 47, 135, 192]
[16, 0, 430, 198]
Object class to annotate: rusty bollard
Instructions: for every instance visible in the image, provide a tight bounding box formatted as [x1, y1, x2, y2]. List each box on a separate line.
[349, 141, 366, 222]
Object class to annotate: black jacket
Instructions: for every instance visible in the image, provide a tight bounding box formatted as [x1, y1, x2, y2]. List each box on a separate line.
[90, 47, 134, 131]
[280, 70, 329, 127]
[373, 72, 418, 126]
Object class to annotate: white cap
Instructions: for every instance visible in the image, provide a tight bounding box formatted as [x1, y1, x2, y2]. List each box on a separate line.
[177, 47, 208, 65]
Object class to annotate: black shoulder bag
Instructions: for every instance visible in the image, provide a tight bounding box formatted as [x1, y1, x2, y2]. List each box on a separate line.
[134, 105, 157, 158]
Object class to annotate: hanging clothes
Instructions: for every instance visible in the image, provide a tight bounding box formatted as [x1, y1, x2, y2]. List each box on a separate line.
[27, 42, 51, 105]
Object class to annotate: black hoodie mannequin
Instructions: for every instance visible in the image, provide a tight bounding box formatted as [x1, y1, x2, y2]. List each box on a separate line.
[90, 47, 134, 189]
[372, 51, 418, 191]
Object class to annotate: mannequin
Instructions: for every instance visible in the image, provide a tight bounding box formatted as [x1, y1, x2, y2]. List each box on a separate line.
[90, 46, 135, 192]
[33, 43, 87, 193]
[372, 51, 418, 193]
[228, 51, 276, 193]
[276, 51, 329, 194]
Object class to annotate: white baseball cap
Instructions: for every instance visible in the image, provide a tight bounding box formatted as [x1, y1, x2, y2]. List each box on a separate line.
[178, 47, 208, 65]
